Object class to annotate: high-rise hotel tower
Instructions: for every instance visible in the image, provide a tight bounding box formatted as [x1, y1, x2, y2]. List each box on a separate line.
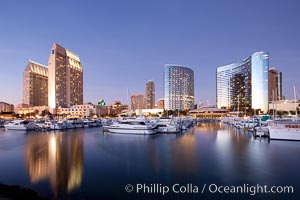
[216, 51, 269, 113]
[164, 65, 194, 110]
[145, 80, 155, 109]
[269, 68, 283, 101]
[48, 43, 83, 111]
[23, 60, 48, 106]
[131, 94, 145, 111]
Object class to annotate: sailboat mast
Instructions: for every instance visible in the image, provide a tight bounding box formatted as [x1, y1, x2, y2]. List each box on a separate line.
[237, 94, 239, 117]
[127, 88, 130, 117]
[272, 89, 275, 119]
[294, 85, 298, 117]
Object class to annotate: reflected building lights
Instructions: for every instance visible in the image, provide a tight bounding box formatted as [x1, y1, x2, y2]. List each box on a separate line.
[24, 134, 83, 196]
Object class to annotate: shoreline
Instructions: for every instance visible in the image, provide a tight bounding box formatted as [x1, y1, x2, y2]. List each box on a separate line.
[0, 184, 48, 200]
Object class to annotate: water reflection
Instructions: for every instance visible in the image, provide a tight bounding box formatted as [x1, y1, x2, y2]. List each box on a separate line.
[24, 132, 83, 196]
[1, 123, 300, 199]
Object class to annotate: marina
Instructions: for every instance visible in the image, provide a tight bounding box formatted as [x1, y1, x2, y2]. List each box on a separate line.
[0, 1, 300, 199]
[0, 122, 299, 199]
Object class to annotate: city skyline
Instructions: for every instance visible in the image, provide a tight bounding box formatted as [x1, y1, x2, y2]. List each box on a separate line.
[0, 0, 300, 106]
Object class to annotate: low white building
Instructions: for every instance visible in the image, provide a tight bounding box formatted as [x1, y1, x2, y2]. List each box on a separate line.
[269, 99, 299, 112]
[58, 104, 105, 118]
[135, 109, 164, 116]
[189, 107, 228, 118]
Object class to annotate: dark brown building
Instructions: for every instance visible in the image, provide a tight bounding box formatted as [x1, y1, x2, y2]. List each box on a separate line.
[269, 68, 283, 102]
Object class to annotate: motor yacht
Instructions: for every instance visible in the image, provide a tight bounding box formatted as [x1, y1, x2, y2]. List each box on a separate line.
[107, 118, 156, 135]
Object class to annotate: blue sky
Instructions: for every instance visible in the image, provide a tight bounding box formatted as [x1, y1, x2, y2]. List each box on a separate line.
[0, 0, 299, 106]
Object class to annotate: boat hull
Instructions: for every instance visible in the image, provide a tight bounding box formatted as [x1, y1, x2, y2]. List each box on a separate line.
[155, 127, 180, 133]
[4, 126, 27, 131]
[107, 127, 156, 135]
[269, 127, 300, 141]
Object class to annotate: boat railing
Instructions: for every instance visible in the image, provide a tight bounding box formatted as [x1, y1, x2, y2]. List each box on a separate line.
[270, 121, 300, 128]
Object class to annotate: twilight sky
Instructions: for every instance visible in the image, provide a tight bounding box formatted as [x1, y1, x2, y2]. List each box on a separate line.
[0, 0, 299, 106]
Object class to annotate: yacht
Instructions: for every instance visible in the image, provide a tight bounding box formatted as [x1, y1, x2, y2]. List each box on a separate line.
[51, 121, 67, 130]
[4, 119, 36, 131]
[154, 117, 181, 133]
[268, 119, 300, 141]
[75, 119, 84, 128]
[107, 118, 156, 135]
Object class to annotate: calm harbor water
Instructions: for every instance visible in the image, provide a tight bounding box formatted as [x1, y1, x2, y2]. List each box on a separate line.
[0, 123, 300, 199]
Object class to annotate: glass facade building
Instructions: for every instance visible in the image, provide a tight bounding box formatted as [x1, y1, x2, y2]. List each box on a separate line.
[48, 43, 83, 110]
[164, 65, 194, 110]
[23, 60, 48, 106]
[216, 51, 269, 113]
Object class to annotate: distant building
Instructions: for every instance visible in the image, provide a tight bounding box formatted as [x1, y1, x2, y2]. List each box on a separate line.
[216, 51, 269, 113]
[58, 103, 105, 118]
[0, 102, 14, 113]
[188, 107, 228, 118]
[197, 102, 204, 109]
[106, 101, 128, 116]
[269, 68, 283, 102]
[269, 99, 299, 113]
[23, 60, 48, 106]
[164, 64, 194, 110]
[135, 109, 164, 117]
[145, 80, 155, 109]
[131, 94, 144, 111]
[157, 98, 164, 109]
[15, 104, 48, 116]
[48, 43, 83, 111]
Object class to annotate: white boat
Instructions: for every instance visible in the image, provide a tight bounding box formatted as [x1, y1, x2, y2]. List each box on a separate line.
[154, 117, 181, 133]
[107, 118, 156, 135]
[66, 120, 76, 129]
[75, 119, 84, 128]
[268, 120, 300, 141]
[4, 119, 36, 131]
[51, 121, 67, 130]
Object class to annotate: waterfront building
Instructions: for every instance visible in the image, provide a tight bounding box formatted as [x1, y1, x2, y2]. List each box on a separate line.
[131, 94, 145, 111]
[106, 101, 128, 116]
[58, 103, 106, 118]
[15, 104, 49, 117]
[269, 68, 283, 102]
[145, 80, 155, 109]
[188, 107, 228, 118]
[135, 108, 164, 117]
[164, 64, 194, 110]
[216, 51, 269, 114]
[0, 102, 14, 113]
[23, 60, 48, 106]
[157, 98, 164, 109]
[269, 99, 299, 114]
[48, 43, 83, 112]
